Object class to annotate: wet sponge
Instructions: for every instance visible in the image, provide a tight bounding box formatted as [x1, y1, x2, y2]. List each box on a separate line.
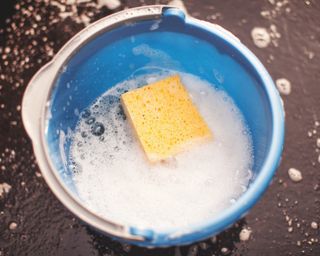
[121, 75, 212, 162]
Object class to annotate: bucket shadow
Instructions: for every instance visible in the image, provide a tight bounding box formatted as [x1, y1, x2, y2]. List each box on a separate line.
[87, 218, 246, 256]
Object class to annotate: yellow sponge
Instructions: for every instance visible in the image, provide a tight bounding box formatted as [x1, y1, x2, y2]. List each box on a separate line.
[121, 75, 212, 162]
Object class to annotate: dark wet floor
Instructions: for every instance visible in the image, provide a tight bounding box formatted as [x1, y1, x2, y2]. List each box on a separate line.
[0, 0, 320, 255]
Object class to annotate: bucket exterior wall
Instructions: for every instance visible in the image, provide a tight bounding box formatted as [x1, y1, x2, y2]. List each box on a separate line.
[22, 5, 285, 247]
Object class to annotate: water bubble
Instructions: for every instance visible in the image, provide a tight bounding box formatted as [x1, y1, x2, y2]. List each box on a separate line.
[221, 247, 229, 255]
[288, 168, 303, 182]
[200, 90, 208, 96]
[187, 245, 198, 256]
[122, 243, 131, 252]
[245, 169, 253, 180]
[199, 242, 208, 250]
[276, 78, 291, 95]
[81, 109, 91, 119]
[77, 141, 83, 147]
[69, 164, 75, 171]
[170, 175, 178, 184]
[9, 222, 18, 230]
[230, 198, 236, 204]
[91, 122, 105, 136]
[239, 227, 252, 241]
[102, 95, 119, 105]
[85, 117, 96, 125]
[117, 105, 126, 120]
[205, 178, 214, 186]
[251, 27, 271, 48]
[242, 129, 248, 135]
[311, 221, 318, 230]
[74, 108, 79, 116]
[99, 135, 105, 142]
[161, 156, 178, 168]
[241, 185, 247, 192]
[81, 131, 88, 138]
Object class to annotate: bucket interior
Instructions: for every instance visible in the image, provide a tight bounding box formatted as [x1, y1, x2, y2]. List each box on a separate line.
[46, 13, 273, 212]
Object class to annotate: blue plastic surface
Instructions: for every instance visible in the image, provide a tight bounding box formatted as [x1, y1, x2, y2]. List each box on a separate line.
[46, 9, 284, 246]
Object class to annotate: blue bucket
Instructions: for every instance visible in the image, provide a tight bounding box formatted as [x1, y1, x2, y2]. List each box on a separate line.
[22, 5, 285, 247]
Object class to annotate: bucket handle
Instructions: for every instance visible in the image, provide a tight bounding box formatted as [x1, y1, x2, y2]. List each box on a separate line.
[22, 61, 55, 141]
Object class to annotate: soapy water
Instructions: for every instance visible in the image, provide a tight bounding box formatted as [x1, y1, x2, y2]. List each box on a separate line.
[69, 71, 253, 231]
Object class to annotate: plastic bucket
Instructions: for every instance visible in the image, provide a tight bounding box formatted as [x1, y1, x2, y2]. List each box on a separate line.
[22, 5, 285, 247]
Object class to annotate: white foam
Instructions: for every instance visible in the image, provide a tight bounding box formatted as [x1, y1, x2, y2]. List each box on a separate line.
[69, 71, 253, 231]
[251, 27, 271, 48]
[276, 78, 291, 95]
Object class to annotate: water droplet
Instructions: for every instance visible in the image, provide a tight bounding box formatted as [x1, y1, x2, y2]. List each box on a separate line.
[91, 122, 105, 136]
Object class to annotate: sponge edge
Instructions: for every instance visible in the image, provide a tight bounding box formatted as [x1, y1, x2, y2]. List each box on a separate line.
[121, 75, 212, 162]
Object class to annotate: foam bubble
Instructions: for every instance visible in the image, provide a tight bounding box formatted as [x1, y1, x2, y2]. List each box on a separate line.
[251, 27, 271, 48]
[69, 71, 253, 231]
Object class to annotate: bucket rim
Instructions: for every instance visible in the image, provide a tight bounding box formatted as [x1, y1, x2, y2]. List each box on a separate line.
[25, 5, 285, 246]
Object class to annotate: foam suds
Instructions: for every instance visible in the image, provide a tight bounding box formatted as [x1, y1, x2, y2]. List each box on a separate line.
[69, 71, 253, 231]
[251, 27, 271, 48]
